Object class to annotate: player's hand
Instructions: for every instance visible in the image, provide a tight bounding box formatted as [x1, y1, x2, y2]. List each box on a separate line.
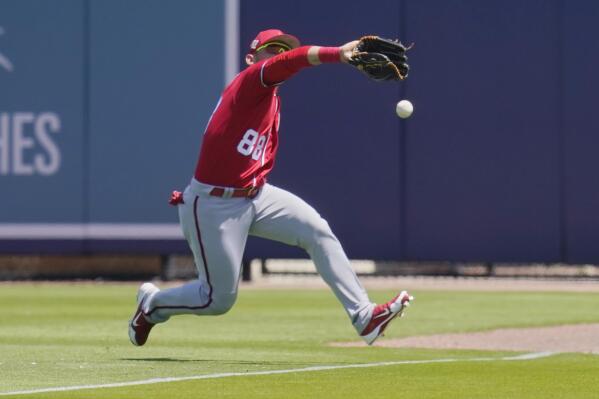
[348, 36, 412, 81]
[340, 40, 359, 63]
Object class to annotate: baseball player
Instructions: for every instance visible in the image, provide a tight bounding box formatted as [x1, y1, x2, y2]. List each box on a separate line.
[129, 29, 413, 347]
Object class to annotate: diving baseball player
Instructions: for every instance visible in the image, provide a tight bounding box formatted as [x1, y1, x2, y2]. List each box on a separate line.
[129, 29, 413, 346]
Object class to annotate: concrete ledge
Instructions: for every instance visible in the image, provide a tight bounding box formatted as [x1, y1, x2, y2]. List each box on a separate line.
[248, 259, 599, 281]
[0, 255, 162, 280]
[2, 255, 599, 281]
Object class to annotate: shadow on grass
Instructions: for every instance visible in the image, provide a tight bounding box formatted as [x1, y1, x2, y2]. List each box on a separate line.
[120, 358, 355, 365]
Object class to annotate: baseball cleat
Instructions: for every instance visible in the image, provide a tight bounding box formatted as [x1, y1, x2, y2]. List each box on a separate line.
[128, 282, 159, 346]
[360, 290, 413, 345]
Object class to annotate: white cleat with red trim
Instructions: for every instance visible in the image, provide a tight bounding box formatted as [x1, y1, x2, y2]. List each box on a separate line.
[360, 290, 413, 345]
[128, 282, 159, 346]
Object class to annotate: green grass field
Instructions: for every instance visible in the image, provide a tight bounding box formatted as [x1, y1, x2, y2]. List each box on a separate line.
[1, 282, 598, 398]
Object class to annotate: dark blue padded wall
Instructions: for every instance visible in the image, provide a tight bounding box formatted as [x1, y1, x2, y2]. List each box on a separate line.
[3, 0, 599, 262]
[241, 0, 404, 260]
[242, 0, 572, 262]
[403, 0, 561, 261]
[563, 1, 599, 263]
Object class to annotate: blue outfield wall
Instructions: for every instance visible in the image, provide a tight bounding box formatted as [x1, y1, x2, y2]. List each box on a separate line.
[242, 0, 596, 263]
[402, 0, 561, 262]
[241, 1, 404, 260]
[0, 0, 225, 253]
[562, 0, 599, 263]
[1, 0, 598, 263]
[0, 0, 85, 223]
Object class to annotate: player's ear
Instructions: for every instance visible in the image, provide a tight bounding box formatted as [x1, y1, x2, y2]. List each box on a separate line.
[245, 54, 255, 66]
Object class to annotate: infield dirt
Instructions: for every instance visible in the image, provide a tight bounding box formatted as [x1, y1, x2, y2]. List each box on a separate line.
[332, 323, 599, 353]
[246, 275, 599, 354]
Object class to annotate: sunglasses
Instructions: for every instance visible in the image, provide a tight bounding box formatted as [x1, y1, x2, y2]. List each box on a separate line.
[255, 41, 291, 55]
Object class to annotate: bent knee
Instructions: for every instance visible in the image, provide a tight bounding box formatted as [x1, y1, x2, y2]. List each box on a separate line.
[203, 292, 237, 315]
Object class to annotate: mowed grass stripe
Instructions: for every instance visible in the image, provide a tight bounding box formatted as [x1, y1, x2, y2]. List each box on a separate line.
[0, 352, 554, 396]
[3, 284, 599, 397]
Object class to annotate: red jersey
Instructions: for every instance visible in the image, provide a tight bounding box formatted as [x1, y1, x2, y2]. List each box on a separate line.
[195, 46, 337, 188]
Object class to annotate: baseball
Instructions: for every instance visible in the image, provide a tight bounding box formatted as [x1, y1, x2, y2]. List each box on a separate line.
[396, 100, 414, 119]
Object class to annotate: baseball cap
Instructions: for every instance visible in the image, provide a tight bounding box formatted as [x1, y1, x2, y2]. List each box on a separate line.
[248, 29, 300, 54]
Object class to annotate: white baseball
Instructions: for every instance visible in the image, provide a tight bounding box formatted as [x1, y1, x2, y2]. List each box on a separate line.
[396, 100, 414, 119]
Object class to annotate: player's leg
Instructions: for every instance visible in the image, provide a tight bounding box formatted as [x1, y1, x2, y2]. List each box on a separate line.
[129, 185, 253, 345]
[248, 184, 374, 333]
[141, 185, 253, 322]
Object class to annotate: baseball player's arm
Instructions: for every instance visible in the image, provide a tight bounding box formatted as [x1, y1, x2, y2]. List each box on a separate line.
[307, 41, 360, 65]
[262, 41, 359, 86]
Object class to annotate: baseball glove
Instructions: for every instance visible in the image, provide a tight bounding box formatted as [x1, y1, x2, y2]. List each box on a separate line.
[349, 36, 412, 82]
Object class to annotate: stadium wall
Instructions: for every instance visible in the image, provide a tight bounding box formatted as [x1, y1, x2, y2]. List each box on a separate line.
[1, 0, 598, 264]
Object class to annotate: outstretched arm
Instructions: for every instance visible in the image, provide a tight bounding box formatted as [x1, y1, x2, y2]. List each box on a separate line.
[307, 40, 360, 65]
[261, 40, 359, 86]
